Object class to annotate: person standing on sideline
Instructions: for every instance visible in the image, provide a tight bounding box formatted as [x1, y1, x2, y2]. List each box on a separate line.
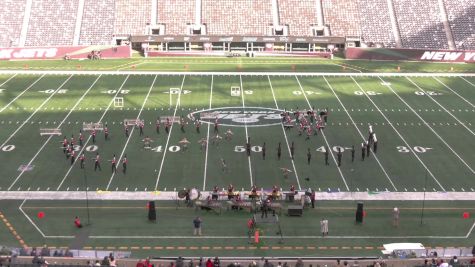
[94, 153, 101, 171]
[262, 142, 266, 160]
[74, 216, 83, 228]
[122, 155, 127, 174]
[324, 146, 329, 165]
[193, 216, 202, 236]
[351, 145, 355, 162]
[373, 134, 378, 153]
[277, 142, 282, 160]
[307, 148, 311, 165]
[393, 207, 400, 227]
[361, 142, 366, 161]
[320, 218, 328, 237]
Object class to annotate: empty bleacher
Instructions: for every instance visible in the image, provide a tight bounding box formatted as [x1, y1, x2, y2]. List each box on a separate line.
[0, 0, 26, 47]
[114, 0, 151, 36]
[357, 0, 396, 47]
[444, 0, 475, 49]
[157, 0, 194, 35]
[25, 0, 79, 46]
[277, 0, 316, 36]
[79, 0, 115, 45]
[202, 0, 273, 36]
[321, 0, 361, 37]
[392, 0, 449, 49]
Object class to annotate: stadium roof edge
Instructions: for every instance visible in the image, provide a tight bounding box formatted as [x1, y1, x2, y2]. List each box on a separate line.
[0, 70, 474, 77]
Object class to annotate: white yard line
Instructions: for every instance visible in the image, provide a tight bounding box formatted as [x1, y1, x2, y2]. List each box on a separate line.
[460, 76, 475, 87]
[8, 75, 102, 191]
[408, 77, 475, 137]
[0, 73, 17, 87]
[105, 75, 158, 190]
[0, 75, 72, 152]
[378, 76, 475, 175]
[19, 199, 46, 238]
[433, 77, 475, 108]
[351, 76, 445, 191]
[0, 74, 44, 113]
[267, 76, 301, 190]
[56, 75, 131, 190]
[154, 75, 186, 190]
[202, 75, 213, 191]
[239, 75, 254, 187]
[320, 76, 398, 191]
[294, 77, 350, 191]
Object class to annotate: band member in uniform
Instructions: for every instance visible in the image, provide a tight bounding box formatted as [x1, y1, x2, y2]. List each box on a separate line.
[227, 184, 234, 200]
[373, 134, 378, 153]
[79, 130, 84, 147]
[214, 117, 219, 133]
[305, 127, 312, 140]
[246, 138, 251, 157]
[62, 136, 68, 154]
[139, 120, 144, 136]
[290, 141, 295, 159]
[366, 140, 371, 158]
[211, 185, 219, 200]
[104, 124, 109, 140]
[368, 125, 374, 145]
[122, 155, 127, 174]
[156, 117, 161, 134]
[79, 153, 85, 169]
[337, 147, 342, 167]
[249, 185, 258, 200]
[94, 153, 101, 171]
[142, 136, 152, 149]
[180, 116, 186, 133]
[124, 125, 129, 138]
[361, 142, 366, 161]
[262, 142, 266, 160]
[277, 142, 282, 160]
[70, 150, 76, 165]
[91, 128, 96, 144]
[70, 135, 75, 147]
[165, 118, 170, 134]
[289, 185, 296, 201]
[220, 158, 227, 173]
[212, 133, 222, 146]
[66, 144, 72, 159]
[212, 185, 219, 200]
[179, 137, 190, 151]
[271, 185, 280, 200]
[225, 129, 233, 141]
[110, 154, 117, 173]
[307, 148, 311, 165]
[351, 145, 355, 162]
[324, 146, 329, 165]
[198, 138, 207, 151]
[195, 120, 201, 133]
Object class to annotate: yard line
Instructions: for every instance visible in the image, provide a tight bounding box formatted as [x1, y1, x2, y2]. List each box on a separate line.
[239, 75, 254, 187]
[379, 76, 475, 175]
[56, 75, 131, 190]
[267, 76, 301, 190]
[202, 75, 213, 191]
[8, 75, 102, 191]
[105, 75, 158, 190]
[0, 73, 17, 87]
[0, 75, 72, 151]
[154, 75, 186, 190]
[351, 76, 446, 191]
[460, 76, 475, 87]
[18, 199, 46, 238]
[0, 74, 44, 113]
[408, 77, 475, 137]
[433, 77, 475, 108]
[294, 76, 349, 191]
[320, 76, 398, 191]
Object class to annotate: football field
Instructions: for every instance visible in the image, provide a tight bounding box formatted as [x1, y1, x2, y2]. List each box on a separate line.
[0, 70, 474, 256]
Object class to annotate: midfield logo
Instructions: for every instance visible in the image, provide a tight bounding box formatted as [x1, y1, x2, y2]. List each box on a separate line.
[188, 107, 285, 127]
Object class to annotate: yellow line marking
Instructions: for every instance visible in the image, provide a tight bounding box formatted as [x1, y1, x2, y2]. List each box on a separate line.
[330, 247, 339, 250]
[154, 247, 163, 250]
[342, 247, 351, 249]
[271, 246, 281, 250]
[95, 246, 104, 250]
[212, 246, 222, 250]
[119, 246, 128, 250]
[283, 246, 292, 250]
[189, 246, 198, 250]
[353, 247, 363, 250]
[224, 246, 233, 250]
[306, 246, 316, 250]
[260, 246, 269, 250]
[59, 247, 69, 249]
[177, 246, 187, 250]
[83, 247, 93, 250]
[318, 247, 328, 250]
[295, 246, 304, 250]
[236, 246, 246, 250]
[377, 246, 384, 250]
[365, 246, 374, 250]
[166, 246, 174, 250]
[248, 247, 257, 250]
[201, 246, 210, 250]
[142, 247, 151, 250]
[107, 247, 116, 250]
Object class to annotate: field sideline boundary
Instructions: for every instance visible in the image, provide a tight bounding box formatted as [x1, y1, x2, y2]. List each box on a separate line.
[3, 191, 475, 200]
[0, 70, 475, 77]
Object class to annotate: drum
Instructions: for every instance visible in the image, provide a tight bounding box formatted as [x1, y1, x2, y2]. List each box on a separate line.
[190, 188, 201, 200]
[178, 190, 187, 199]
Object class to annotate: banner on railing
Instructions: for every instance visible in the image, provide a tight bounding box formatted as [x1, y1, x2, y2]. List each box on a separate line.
[345, 48, 475, 63]
[0, 45, 131, 60]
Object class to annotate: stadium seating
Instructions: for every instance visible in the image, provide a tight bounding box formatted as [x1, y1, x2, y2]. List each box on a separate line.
[157, 0, 195, 35]
[277, 0, 316, 36]
[357, 0, 396, 47]
[114, 0, 151, 36]
[0, 0, 26, 47]
[321, 0, 361, 37]
[25, 0, 79, 46]
[202, 0, 273, 36]
[79, 0, 115, 45]
[392, 0, 449, 49]
[443, 0, 475, 49]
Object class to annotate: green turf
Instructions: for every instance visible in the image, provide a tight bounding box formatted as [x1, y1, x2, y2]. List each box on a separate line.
[0, 70, 474, 256]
